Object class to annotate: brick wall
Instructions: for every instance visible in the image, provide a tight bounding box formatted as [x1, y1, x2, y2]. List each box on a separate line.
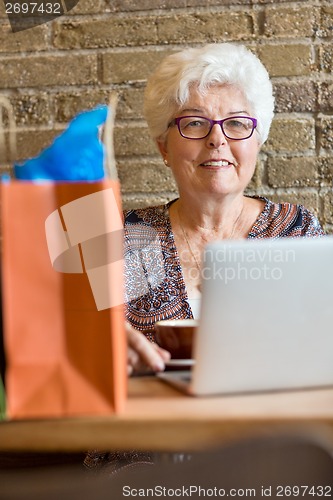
[0, 0, 332, 232]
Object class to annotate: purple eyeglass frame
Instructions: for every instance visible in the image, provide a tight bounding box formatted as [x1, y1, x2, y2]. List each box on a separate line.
[169, 115, 258, 141]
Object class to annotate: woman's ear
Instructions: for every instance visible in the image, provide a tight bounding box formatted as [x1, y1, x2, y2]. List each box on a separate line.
[157, 139, 169, 166]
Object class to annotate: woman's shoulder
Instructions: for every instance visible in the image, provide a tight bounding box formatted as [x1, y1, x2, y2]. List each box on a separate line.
[123, 201, 173, 227]
[248, 196, 324, 238]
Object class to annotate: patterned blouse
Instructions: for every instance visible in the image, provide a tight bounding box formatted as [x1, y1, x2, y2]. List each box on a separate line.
[124, 196, 324, 338]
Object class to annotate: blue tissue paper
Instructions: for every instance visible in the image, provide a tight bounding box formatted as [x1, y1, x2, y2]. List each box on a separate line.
[14, 105, 108, 181]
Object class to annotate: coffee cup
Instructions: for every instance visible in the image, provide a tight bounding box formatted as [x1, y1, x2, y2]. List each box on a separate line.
[155, 319, 198, 359]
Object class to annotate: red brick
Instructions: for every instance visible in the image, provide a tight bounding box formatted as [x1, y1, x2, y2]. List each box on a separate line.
[319, 117, 333, 151]
[267, 157, 319, 188]
[53, 17, 158, 49]
[7, 128, 64, 162]
[102, 50, 174, 84]
[273, 81, 317, 113]
[157, 12, 254, 44]
[0, 23, 49, 52]
[256, 44, 313, 76]
[264, 117, 315, 153]
[319, 82, 333, 112]
[114, 124, 156, 157]
[0, 54, 97, 88]
[319, 6, 333, 38]
[264, 6, 316, 38]
[119, 159, 177, 193]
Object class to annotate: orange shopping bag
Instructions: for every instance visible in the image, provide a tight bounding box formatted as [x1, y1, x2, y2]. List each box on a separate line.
[1, 179, 127, 419]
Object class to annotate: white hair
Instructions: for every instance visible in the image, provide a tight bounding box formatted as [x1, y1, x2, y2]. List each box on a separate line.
[144, 43, 274, 145]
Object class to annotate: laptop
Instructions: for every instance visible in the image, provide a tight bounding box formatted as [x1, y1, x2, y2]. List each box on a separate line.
[158, 236, 333, 396]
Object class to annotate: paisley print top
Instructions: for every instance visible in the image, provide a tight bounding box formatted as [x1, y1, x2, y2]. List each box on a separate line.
[124, 197, 324, 338]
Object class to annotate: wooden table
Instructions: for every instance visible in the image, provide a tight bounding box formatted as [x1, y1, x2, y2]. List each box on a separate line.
[1, 377, 333, 452]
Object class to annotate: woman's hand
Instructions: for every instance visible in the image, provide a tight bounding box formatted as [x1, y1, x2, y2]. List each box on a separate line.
[126, 322, 171, 376]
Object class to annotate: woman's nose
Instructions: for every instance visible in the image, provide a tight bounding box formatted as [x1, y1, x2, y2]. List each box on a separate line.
[206, 123, 227, 149]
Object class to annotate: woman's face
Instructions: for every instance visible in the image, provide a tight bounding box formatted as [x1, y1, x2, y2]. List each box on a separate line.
[158, 84, 260, 200]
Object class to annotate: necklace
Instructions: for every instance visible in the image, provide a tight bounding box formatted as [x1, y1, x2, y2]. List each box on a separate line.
[178, 209, 202, 274]
[177, 204, 244, 276]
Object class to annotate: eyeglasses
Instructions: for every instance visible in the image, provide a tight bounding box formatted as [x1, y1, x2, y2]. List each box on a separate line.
[168, 115, 257, 141]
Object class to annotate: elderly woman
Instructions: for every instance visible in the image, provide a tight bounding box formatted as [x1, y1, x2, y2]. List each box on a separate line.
[86, 42, 324, 472]
[125, 42, 323, 367]
[87, 42, 324, 472]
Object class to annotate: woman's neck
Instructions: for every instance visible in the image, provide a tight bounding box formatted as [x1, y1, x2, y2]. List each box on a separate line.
[171, 194, 247, 240]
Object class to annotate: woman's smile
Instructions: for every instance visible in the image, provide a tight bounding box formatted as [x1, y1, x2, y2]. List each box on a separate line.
[198, 158, 238, 169]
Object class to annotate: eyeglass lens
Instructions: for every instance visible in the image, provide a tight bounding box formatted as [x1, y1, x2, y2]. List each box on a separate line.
[178, 116, 255, 140]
